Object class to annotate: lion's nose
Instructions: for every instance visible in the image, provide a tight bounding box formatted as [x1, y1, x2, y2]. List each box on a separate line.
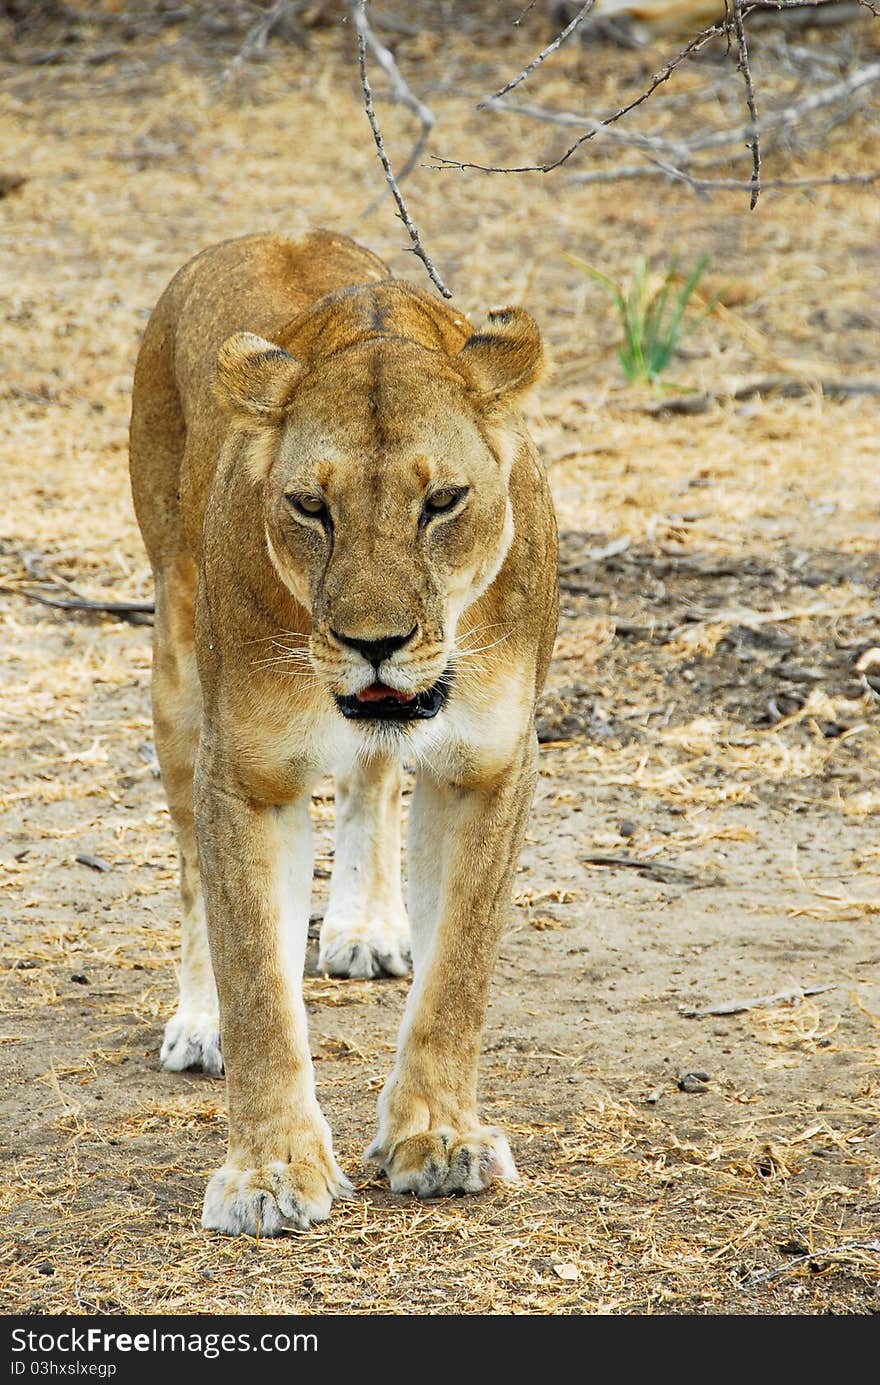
[331, 627, 417, 668]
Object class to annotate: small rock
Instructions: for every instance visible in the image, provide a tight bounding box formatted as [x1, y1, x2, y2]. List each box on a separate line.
[70, 973, 90, 985]
[619, 820, 636, 838]
[678, 1071, 710, 1093]
[37, 1262, 55, 1276]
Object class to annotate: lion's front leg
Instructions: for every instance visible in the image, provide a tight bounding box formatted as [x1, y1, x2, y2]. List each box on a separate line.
[366, 740, 536, 1196]
[195, 762, 349, 1236]
[319, 753, 411, 979]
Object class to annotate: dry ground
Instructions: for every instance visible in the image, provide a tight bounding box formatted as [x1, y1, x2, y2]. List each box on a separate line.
[1, 6, 879, 1315]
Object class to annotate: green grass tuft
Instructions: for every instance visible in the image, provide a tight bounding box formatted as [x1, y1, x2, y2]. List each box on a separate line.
[567, 253, 714, 385]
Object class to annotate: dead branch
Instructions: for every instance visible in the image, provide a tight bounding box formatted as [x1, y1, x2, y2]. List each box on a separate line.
[680, 983, 836, 1018]
[754, 0, 877, 13]
[350, 0, 450, 299]
[479, 1, 597, 108]
[429, 27, 875, 202]
[731, 0, 762, 208]
[0, 584, 155, 624]
[640, 376, 880, 414]
[446, 56, 880, 196]
[355, 1, 435, 193]
[490, 60, 880, 166]
[452, 18, 727, 175]
[574, 162, 880, 194]
[731, 374, 880, 400]
[218, 0, 304, 87]
[76, 853, 113, 874]
[581, 853, 725, 886]
[745, 1239, 880, 1286]
[357, 16, 435, 130]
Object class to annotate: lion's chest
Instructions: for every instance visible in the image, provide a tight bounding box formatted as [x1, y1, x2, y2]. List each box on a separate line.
[226, 664, 530, 801]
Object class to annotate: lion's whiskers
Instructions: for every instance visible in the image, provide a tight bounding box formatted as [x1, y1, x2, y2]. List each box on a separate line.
[450, 630, 511, 662]
[250, 651, 316, 674]
[456, 621, 509, 644]
[244, 629, 312, 646]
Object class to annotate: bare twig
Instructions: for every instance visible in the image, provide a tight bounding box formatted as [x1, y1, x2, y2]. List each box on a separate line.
[581, 854, 725, 887]
[218, 0, 302, 87]
[680, 983, 835, 1018]
[754, 0, 875, 10]
[498, 62, 880, 166]
[731, 0, 762, 208]
[0, 584, 154, 624]
[434, 20, 733, 175]
[583, 161, 880, 196]
[640, 376, 880, 414]
[356, 3, 435, 198]
[76, 853, 113, 874]
[565, 161, 720, 185]
[435, 33, 880, 190]
[479, 1, 597, 108]
[513, 1, 539, 24]
[350, 0, 451, 299]
[731, 374, 880, 399]
[745, 1240, 880, 1286]
[667, 600, 866, 638]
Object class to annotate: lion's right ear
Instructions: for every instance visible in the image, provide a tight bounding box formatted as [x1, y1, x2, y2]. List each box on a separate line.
[457, 307, 544, 405]
[215, 333, 301, 422]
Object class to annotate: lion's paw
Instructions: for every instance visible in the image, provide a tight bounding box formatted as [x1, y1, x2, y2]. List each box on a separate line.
[160, 1012, 223, 1076]
[319, 914, 411, 979]
[367, 1126, 518, 1198]
[201, 1158, 351, 1237]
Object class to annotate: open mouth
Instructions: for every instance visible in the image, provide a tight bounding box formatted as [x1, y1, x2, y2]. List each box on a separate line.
[335, 678, 449, 722]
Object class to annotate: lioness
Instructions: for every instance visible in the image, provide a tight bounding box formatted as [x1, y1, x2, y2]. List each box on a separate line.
[129, 231, 558, 1235]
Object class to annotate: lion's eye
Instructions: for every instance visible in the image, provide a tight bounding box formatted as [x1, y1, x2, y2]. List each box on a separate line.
[287, 493, 329, 522]
[424, 487, 468, 518]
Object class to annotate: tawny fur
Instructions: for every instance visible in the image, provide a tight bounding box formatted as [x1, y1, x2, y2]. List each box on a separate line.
[129, 230, 558, 1236]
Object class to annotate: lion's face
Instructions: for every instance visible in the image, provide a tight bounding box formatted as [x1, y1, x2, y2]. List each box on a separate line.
[216, 310, 542, 727]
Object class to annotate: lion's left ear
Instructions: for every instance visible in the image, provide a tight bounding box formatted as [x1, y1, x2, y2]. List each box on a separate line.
[215, 333, 301, 422]
[457, 307, 544, 404]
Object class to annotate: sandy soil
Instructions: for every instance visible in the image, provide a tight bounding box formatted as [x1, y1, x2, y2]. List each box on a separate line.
[1, 6, 879, 1314]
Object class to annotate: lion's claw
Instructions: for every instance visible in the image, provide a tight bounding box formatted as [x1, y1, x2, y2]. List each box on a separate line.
[202, 1159, 351, 1237]
[367, 1125, 518, 1198]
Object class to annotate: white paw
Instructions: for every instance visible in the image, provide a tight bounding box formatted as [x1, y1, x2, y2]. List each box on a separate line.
[319, 914, 411, 979]
[201, 1159, 351, 1237]
[160, 1012, 223, 1076]
[367, 1125, 519, 1197]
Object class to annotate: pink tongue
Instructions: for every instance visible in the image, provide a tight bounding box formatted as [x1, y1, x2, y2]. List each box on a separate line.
[357, 682, 416, 704]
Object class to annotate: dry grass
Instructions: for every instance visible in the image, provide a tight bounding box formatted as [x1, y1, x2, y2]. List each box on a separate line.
[1, 10, 879, 1315]
[2, 1088, 877, 1314]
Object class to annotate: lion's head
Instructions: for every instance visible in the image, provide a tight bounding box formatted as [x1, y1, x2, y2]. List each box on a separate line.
[215, 288, 543, 728]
